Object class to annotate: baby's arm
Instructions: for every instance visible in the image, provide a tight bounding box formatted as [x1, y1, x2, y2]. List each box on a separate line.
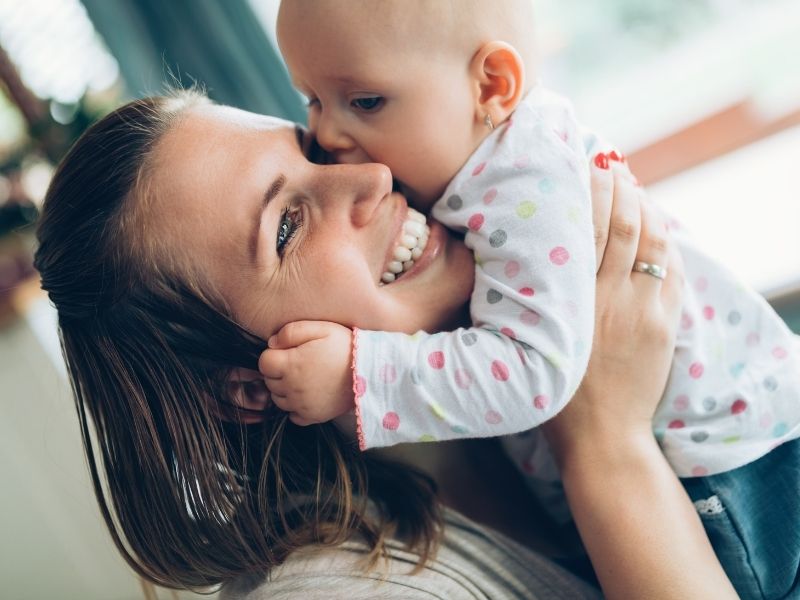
[355, 94, 597, 450]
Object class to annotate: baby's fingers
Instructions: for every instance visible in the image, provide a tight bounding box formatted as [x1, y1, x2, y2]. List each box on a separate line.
[258, 347, 288, 380]
[269, 320, 334, 349]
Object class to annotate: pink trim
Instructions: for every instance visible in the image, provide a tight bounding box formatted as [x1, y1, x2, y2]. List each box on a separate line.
[351, 327, 367, 451]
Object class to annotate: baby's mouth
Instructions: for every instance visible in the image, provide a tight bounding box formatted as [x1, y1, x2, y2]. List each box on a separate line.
[380, 207, 430, 284]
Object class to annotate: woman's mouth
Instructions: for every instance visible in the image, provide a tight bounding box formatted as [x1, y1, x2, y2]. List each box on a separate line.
[380, 207, 430, 284]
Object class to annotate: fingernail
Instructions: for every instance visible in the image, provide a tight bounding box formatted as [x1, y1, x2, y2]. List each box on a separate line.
[594, 153, 609, 170]
[620, 152, 628, 163]
[608, 150, 621, 162]
[268, 335, 277, 347]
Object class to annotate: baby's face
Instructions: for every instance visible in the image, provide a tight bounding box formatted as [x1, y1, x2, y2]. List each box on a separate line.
[277, 1, 485, 207]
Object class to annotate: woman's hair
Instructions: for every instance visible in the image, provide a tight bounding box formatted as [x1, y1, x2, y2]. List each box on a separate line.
[34, 91, 441, 590]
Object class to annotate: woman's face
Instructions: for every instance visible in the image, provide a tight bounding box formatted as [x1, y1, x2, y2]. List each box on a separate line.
[148, 104, 474, 340]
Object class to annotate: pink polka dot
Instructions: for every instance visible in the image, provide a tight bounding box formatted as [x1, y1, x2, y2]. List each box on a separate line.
[673, 394, 690, 411]
[691, 466, 708, 477]
[500, 327, 516, 339]
[519, 287, 535, 297]
[533, 394, 550, 410]
[455, 369, 473, 390]
[491, 360, 510, 381]
[514, 155, 530, 169]
[382, 412, 400, 430]
[689, 362, 704, 379]
[485, 410, 503, 424]
[467, 213, 485, 231]
[668, 419, 685, 429]
[760, 413, 773, 429]
[483, 188, 498, 204]
[549, 246, 570, 266]
[472, 162, 487, 176]
[773, 346, 788, 360]
[694, 277, 708, 292]
[746, 332, 760, 347]
[516, 346, 527, 364]
[702, 306, 715, 320]
[379, 364, 397, 384]
[428, 351, 445, 369]
[520, 310, 541, 326]
[731, 399, 748, 415]
[681, 312, 694, 330]
[565, 301, 579, 318]
[354, 375, 366, 397]
[504, 260, 520, 278]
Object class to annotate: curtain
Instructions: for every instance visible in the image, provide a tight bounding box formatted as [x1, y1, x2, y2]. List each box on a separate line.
[81, 0, 305, 122]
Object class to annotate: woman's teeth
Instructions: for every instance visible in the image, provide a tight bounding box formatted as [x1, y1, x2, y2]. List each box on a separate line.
[381, 208, 430, 284]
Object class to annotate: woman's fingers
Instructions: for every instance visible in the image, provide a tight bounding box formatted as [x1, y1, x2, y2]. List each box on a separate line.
[590, 153, 614, 269]
[632, 196, 670, 289]
[597, 160, 642, 281]
[661, 241, 685, 319]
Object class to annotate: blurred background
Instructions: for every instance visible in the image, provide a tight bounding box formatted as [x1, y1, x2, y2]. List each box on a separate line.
[0, 0, 797, 598]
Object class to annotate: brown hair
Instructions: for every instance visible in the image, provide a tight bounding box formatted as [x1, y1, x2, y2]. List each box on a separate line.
[34, 91, 440, 591]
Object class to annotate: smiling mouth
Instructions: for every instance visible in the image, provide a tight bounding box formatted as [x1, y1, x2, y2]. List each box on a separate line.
[380, 207, 430, 284]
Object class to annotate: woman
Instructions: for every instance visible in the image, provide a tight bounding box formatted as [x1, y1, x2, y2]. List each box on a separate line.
[34, 91, 736, 598]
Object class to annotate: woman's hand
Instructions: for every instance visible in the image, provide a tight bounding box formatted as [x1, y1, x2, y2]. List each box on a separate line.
[543, 154, 737, 600]
[544, 155, 683, 459]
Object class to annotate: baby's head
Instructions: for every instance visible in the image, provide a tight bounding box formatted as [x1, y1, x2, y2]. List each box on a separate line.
[277, 0, 537, 205]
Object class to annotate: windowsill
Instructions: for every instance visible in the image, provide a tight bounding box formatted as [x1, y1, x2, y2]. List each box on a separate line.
[645, 124, 800, 296]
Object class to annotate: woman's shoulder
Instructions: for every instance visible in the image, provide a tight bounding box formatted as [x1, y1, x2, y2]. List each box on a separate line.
[220, 509, 601, 600]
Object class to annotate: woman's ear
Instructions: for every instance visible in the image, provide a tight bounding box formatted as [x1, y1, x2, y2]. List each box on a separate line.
[470, 41, 525, 127]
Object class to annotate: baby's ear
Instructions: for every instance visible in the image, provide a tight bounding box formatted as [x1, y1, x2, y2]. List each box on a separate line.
[470, 41, 525, 126]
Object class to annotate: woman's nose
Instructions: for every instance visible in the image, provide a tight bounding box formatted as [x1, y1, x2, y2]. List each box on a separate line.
[322, 162, 393, 228]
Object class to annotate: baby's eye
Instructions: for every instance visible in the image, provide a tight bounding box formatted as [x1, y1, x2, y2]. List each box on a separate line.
[305, 96, 320, 108]
[276, 207, 303, 256]
[351, 96, 384, 112]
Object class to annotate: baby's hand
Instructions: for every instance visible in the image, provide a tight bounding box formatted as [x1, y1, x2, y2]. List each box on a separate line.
[258, 321, 354, 426]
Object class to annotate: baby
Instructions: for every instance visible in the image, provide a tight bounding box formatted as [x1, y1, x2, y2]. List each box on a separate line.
[264, 0, 800, 592]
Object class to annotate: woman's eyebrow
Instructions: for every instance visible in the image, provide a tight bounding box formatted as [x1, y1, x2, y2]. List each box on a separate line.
[249, 174, 286, 263]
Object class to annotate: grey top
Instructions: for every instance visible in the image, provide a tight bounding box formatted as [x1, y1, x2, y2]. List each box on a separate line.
[220, 509, 601, 599]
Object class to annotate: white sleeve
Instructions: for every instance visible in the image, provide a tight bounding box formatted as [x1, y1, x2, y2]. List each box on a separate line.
[353, 93, 596, 451]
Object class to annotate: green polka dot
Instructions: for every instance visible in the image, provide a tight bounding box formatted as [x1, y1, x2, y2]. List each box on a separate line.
[418, 434, 437, 442]
[723, 436, 741, 444]
[546, 353, 563, 369]
[538, 178, 555, 194]
[567, 206, 582, 223]
[430, 403, 446, 420]
[516, 201, 537, 219]
[451, 425, 469, 434]
[475, 254, 484, 267]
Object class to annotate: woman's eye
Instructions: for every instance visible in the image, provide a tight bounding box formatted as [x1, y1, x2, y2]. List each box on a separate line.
[351, 96, 384, 112]
[276, 207, 302, 255]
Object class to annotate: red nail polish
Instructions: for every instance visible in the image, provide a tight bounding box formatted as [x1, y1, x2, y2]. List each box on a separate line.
[620, 152, 628, 163]
[594, 153, 609, 169]
[608, 150, 621, 162]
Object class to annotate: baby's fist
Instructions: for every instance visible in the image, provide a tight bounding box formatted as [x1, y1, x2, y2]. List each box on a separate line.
[258, 321, 354, 426]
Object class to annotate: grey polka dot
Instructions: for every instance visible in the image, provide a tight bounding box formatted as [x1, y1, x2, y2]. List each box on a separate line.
[489, 229, 507, 248]
[461, 332, 478, 346]
[727, 310, 742, 326]
[446, 194, 463, 210]
[487, 289, 503, 304]
[409, 367, 423, 385]
[764, 376, 779, 392]
[691, 431, 709, 443]
[702, 397, 717, 412]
